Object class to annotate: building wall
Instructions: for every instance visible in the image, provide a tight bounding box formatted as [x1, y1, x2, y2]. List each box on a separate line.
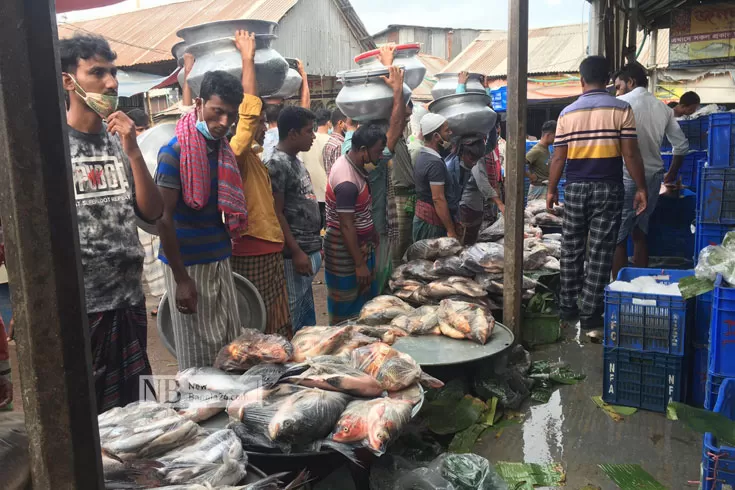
[272, 0, 365, 76]
[373, 27, 480, 60]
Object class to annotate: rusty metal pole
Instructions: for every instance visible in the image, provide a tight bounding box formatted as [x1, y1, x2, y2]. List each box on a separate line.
[503, 0, 529, 342]
[0, 0, 103, 488]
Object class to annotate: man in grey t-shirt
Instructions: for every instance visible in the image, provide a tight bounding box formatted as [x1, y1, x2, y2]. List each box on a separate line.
[60, 34, 163, 412]
[267, 106, 322, 332]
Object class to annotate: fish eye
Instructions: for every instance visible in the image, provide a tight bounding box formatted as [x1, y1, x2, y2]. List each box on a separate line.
[342, 427, 349, 432]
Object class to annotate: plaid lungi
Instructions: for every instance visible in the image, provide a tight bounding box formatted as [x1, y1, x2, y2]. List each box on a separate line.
[231, 253, 292, 339]
[412, 216, 447, 242]
[561, 182, 624, 327]
[324, 228, 377, 325]
[392, 191, 415, 269]
[284, 251, 323, 333]
[88, 305, 151, 413]
[163, 259, 241, 370]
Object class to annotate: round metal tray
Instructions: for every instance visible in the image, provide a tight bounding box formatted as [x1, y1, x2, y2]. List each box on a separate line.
[156, 273, 267, 358]
[390, 322, 514, 366]
[135, 123, 176, 235]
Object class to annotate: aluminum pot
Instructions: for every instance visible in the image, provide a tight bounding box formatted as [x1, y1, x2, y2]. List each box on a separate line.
[173, 42, 188, 88]
[267, 58, 302, 100]
[431, 72, 485, 99]
[354, 43, 426, 90]
[428, 92, 497, 137]
[185, 36, 288, 97]
[177, 19, 278, 45]
[335, 67, 412, 122]
[135, 123, 177, 234]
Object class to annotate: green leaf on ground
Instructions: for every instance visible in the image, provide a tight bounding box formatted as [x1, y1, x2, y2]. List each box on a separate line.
[668, 401, 735, 446]
[426, 395, 487, 435]
[592, 395, 637, 421]
[599, 464, 665, 489]
[495, 462, 566, 487]
[448, 423, 487, 453]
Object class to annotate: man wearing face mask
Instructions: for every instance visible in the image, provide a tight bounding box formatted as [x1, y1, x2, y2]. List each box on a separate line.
[324, 124, 388, 324]
[228, 31, 292, 339]
[413, 113, 456, 241]
[59, 34, 163, 411]
[156, 70, 248, 370]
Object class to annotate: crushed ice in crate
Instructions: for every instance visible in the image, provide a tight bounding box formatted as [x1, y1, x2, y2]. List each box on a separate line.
[607, 275, 681, 296]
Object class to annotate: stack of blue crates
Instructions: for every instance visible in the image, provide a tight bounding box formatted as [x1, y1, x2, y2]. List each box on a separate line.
[702, 378, 735, 489]
[704, 275, 735, 410]
[602, 268, 693, 412]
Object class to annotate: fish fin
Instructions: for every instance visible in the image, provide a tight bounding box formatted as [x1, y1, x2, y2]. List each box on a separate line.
[419, 372, 445, 389]
[318, 439, 364, 467]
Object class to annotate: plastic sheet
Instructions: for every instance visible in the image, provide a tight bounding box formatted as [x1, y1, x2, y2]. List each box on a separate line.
[330, 397, 413, 455]
[391, 305, 441, 335]
[418, 277, 488, 300]
[404, 237, 463, 262]
[280, 358, 385, 397]
[695, 244, 735, 285]
[291, 326, 354, 362]
[473, 345, 532, 409]
[524, 245, 551, 270]
[432, 256, 474, 277]
[359, 295, 414, 325]
[525, 200, 548, 215]
[436, 299, 495, 344]
[394, 260, 443, 282]
[460, 243, 505, 274]
[532, 212, 563, 226]
[213, 329, 294, 372]
[372, 453, 509, 490]
[478, 216, 505, 242]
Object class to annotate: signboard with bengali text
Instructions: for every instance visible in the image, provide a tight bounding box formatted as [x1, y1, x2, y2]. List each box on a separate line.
[670, 3, 735, 67]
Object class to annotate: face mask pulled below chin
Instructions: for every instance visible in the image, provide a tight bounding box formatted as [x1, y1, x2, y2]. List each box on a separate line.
[196, 119, 216, 140]
[67, 75, 118, 119]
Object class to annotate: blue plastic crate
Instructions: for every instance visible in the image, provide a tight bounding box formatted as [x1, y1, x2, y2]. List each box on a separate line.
[695, 222, 735, 262]
[604, 268, 694, 355]
[690, 344, 710, 408]
[602, 347, 686, 412]
[708, 275, 735, 375]
[698, 168, 735, 225]
[696, 291, 714, 345]
[662, 151, 707, 192]
[662, 117, 710, 152]
[706, 372, 726, 411]
[702, 378, 735, 490]
[490, 86, 507, 112]
[708, 113, 735, 168]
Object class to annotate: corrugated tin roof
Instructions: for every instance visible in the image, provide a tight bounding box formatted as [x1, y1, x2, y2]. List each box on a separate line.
[636, 29, 670, 68]
[412, 53, 449, 101]
[57, 0, 373, 67]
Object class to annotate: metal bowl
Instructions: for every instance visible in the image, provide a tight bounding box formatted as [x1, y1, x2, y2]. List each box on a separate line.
[177, 19, 278, 45]
[156, 273, 267, 358]
[135, 123, 177, 234]
[185, 36, 288, 97]
[354, 43, 427, 90]
[431, 72, 486, 99]
[267, 58, 302, 100]
[429, 92, 497, 138]
[172, 41, 187, 66]
[335, 66, 412, 122]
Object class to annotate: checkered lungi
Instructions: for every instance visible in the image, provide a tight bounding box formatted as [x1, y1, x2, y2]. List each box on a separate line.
[284, 251, 323, 333]
[561, 182, 624, 326]
[392, 191, 415, 269]
[231, 253, 292, 339]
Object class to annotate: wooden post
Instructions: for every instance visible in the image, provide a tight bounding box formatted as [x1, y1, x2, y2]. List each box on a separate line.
[0, 0, 103, 488]
[627, 0, 639, 64]
[503, 0, 529, 342]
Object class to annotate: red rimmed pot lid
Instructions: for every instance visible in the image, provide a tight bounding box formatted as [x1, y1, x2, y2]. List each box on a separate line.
[354, 43, 421, 63]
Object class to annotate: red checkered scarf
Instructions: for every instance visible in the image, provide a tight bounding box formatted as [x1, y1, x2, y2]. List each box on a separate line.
[175, 110, 248, 235]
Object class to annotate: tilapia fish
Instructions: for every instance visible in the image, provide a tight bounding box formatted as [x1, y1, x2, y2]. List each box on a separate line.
[390, 305, 441, 335]
[542, 239, 561, 259]
[432, 256, 473, 277]
[226, 384, 304, 421]
[136, 420, 201, 458]
[290, 326, 354, 362]
[460, 243, 505, 274]
[280, 359, 384, 397]
[478, 215, 504, 242]
[532, 212, 563, 226]
[418, 276, 487, 300]
[351, 343, 423, 392]
[331, 398, 412, 455]
[389, 278, 425, 292]
[437, 299, 495, 344]
[524, 244, 551, 270]
[525, 199, 548, 215]
[267, 387, 350, 446]
[332, 333, 378, 356]
[213, 329, 294, 372]
[404, 237, 462, 261]
[352, 325, 407, 343]
[358, 295, 413, 325]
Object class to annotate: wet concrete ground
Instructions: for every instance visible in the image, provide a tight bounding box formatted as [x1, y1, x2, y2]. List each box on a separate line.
[476, 323, 702, 489]
[6, 272, 703, 488]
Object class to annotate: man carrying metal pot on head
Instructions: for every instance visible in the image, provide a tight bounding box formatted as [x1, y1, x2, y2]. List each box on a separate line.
[412, 113, 456, 241]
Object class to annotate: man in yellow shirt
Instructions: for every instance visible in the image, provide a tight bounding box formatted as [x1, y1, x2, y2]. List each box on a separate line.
[229, 31, 292, 338]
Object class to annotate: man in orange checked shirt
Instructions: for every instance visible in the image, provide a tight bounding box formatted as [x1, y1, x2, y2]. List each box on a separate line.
[229, 30, 292, 338]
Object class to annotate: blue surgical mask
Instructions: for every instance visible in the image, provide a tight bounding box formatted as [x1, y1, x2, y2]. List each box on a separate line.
[195, 119, 216, 140]
[328, 128, 333, 135]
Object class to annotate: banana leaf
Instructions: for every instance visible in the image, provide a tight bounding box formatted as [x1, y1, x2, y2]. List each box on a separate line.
[425, 395, 487, 435]
[494, 462, 565, 487]
[598, 464, 665, 489]
[668, 401, 735, 446]
[448, 423, 487, 453]
[678, 275, 714, 300]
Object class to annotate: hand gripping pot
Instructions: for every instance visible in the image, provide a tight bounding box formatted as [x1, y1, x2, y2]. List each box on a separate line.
[335, 67, 413, 122]
[431, 72, 485, 99]
[428, 92, 497, 138]
[354, 43, 427, 90]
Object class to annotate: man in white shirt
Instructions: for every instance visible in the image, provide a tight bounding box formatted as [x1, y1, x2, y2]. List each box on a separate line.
[612, 62, 690, 278]
[299, 108, 330, 226]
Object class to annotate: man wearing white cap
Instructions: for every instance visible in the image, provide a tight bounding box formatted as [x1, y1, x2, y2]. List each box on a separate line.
[413, 113, 455, 241]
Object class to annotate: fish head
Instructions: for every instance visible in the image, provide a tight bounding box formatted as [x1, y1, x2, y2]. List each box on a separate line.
[268, 415, 297, 441]
[368, 426, 393, 453]
[332, 415, 366, 442]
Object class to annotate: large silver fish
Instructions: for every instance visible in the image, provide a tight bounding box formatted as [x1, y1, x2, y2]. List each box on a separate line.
[358, 295, 413, 325]
[267, 388, 350, 446]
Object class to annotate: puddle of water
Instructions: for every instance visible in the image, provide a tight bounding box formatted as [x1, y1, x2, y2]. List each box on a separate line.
[522, 389, 565, 463]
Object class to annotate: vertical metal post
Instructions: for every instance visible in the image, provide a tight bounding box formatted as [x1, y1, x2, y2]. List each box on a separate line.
[0, 0, 103, 488]
[649, 29, 658, 95]
[504, 0, 529, 342]
[627, 0, 638, 64]
[589, 0, 605, 56]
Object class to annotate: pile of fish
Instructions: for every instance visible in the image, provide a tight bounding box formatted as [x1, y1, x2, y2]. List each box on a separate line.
[98, 402, 252, 488]
[225, 342, 437, 456]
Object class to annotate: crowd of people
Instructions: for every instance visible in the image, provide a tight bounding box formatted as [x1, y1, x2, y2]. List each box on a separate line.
[0, 30, 702, 412]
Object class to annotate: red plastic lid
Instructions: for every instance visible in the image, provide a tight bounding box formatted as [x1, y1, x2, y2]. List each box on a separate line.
[354, 43, 421, 63]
